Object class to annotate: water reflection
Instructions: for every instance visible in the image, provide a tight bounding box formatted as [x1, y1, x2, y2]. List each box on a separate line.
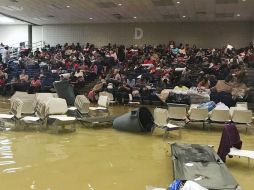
[46, 143, 69, 162]
[0, 137, 15, 169]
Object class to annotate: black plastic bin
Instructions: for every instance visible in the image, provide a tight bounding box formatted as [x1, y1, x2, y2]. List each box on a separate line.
[113, 107, 154, 133]
[53, 80, 75, 106]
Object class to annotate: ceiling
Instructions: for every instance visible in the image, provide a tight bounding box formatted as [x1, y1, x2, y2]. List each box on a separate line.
[0, 0, 253, 25]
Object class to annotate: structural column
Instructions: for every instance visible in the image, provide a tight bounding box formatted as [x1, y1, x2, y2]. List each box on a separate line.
[28, 25, 32, 48]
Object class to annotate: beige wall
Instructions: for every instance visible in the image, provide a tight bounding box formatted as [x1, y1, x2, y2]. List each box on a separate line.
[0, 25, 28, 47]
[39, 22, 252, 48]
[1, 22, 252, 48]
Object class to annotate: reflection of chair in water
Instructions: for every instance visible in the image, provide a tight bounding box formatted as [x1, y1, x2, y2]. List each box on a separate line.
[153, 108, 181, 138]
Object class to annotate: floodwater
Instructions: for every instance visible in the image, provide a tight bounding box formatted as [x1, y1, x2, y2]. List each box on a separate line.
[0, 97, 253, 190]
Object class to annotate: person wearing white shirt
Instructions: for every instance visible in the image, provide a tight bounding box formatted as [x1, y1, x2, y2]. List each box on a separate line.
[2, 46, 10, 64]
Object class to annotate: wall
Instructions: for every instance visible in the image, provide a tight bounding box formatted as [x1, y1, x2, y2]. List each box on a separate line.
[0, 25, 28, 47]
[36, 22, 253, 48]
[0, 22, 252, 48]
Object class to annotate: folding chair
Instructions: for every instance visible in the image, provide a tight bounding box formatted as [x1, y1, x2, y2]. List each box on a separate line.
[168, 103, 188, 127]
[188, 107, 209, 129]
[10, 92, 36, 115]
[43, 98, 76, 133]
[10, 98, 42, 130]
[209, 109, 231, 124]
[153, 108, 181, 138]
[73, 95, 90, 115]
[231, 110, 253, 133]
[128, 94, 140, 106]
[99, 91, 117, 105]
[236, 102, 248, 110]
[89, 95, 109, 111]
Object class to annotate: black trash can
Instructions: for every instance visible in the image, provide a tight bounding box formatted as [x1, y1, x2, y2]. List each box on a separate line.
[53, 80, 75, 106]
[113, 107, 154, 133]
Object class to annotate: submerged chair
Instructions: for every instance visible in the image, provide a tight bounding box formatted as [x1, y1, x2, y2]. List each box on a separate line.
[153, 108, 181, 138]
[236, 102, 248, 110]
[188, 107, 209, 129]
[127, 94, 140, 106]
[81, 95, 116, 127]
[209, 109, 231, 124]
[0, 98, 23, 129]
[231, 110, 253, 132]
[168, 103, 188, 127]
[9, 98, 42, 130]
[89, 95, 109, 112]
[99, 91, 117, 105]
[10, 91, 36, 115]
[43, 98, 76, 133]
[74, 95, 90, 115]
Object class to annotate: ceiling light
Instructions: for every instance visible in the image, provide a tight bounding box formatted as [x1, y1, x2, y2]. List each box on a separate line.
[236, 13, 240, 16]
[118, 3, 122, 6]
[182, 15, 186, 18]
[0, 16, 15, 23]
[89, 17, 93, 20]
[133, 16, 137, 19]
[176, 1, 180, 4]
[242, 0, 246, 2]
[66, 5, 70, 8]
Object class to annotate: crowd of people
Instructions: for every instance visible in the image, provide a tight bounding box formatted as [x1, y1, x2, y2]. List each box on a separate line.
[0, 41, 253, 107]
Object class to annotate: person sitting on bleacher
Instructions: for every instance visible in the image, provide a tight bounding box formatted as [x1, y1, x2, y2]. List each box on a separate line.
[0, 75, 6, 95]
[19, 70, 29, 83]
[29, 75, 41, 93]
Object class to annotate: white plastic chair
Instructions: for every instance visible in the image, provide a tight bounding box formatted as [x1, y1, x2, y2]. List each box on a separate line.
[89, 95, 109, 111]
[168, 104, 187, 121]
[128, 94, 140, 106]
[188, 107, 209, 128]
[231, 110, 253, 132]
[74, 95, 90, 114]
[99, 92, 117, 105]
[45, 98, 76, 133]
[209, 109, 231, 123]
[236, 102, 248, 110]
[153, 108, 181, 137]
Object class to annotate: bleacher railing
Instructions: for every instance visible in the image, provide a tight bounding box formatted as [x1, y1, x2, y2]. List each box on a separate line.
[10, 41, 45, 57]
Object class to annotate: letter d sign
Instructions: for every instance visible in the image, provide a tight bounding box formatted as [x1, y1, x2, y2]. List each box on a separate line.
[134, 28, 143, 40]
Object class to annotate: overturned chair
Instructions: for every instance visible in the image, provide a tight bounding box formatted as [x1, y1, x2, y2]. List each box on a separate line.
[0, 98, 43, 130]
[38, 98, 77, 133]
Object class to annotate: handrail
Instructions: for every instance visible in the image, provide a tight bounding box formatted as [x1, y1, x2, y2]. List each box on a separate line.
[9, 40, 45, 57]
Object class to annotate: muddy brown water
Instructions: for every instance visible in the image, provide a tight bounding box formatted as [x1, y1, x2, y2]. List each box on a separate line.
[0, 97, 253, 190]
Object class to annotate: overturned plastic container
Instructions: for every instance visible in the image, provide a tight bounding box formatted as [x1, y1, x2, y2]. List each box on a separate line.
[53, 80, 75, 106]
[113, 107, 154, 133]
